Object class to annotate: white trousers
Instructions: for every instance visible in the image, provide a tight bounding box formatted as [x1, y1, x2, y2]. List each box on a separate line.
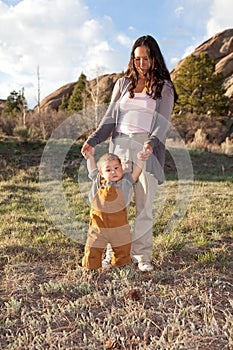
[109, 133, 158, 264]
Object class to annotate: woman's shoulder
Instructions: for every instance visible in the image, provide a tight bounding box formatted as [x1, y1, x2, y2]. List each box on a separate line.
[163, 79, 173, 88]
[162, 79, 174, 96]
[117, 76, 130, 92]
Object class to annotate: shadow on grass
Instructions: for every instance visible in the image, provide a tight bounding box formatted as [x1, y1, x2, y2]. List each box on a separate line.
[0, 242, 85, 268]
[165, 148, 233, 182]
[0, 137, 232, 182]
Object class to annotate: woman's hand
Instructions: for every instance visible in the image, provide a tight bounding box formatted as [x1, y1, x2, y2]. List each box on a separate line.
[143, 143, 153, 155]
[81, 143, 94, 159]
[137, 150, 150, 161]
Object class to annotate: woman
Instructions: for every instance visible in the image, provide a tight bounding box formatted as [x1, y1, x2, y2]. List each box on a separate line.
[81, 35, 177, 271]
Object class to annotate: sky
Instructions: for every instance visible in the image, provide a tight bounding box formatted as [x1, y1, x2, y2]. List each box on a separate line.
[0, 0, 232, 108]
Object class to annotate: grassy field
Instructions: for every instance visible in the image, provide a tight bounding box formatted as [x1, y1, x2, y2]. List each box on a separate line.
[0, 136, 232, 350]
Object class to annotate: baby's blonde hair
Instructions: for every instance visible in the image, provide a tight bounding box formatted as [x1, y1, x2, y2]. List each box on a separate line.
[97, 153, 121, 170]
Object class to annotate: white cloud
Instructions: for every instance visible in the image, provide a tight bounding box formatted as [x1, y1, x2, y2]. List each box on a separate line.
[170, 57, 180, 68]
[206, 0, 233, 37]
[174, 6, 184, 17]
[0, 0, 130, 108]
[177, 0, 232, 67]
[182, 45, 196, 59]
[116, 34, 132, 48]
[128, 26, 135, 31]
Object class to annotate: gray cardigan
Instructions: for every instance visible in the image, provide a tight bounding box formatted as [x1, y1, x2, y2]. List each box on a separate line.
[86, 77, 175, 184]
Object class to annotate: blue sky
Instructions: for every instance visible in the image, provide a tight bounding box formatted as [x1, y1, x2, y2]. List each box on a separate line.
[0, 0, 232, 108]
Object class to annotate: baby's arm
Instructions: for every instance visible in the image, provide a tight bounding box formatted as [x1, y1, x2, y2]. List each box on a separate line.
[85, 148, 97, 173]
[131, 150, 150, 181]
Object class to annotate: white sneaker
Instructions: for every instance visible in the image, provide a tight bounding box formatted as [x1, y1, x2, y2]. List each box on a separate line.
[131, 256, 138, 265]
[138, 263, 154, 272]
[102, 244, 113, 268]
[102, 259, 112, 268]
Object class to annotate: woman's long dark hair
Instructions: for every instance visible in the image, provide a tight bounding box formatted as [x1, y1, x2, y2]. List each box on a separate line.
[125, 35, 178, 102]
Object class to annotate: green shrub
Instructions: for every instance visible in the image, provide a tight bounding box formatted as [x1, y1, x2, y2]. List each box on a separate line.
[13, 126, 30, 142]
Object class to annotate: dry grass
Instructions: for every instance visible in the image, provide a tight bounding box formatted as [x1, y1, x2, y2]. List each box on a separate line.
[188, 129, 233, 155]
[0, 136, 232, 349]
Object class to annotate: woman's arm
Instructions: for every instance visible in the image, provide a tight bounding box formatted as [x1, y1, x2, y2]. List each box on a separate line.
[131, 150, 150, 181]
[81, 78, 125, 155]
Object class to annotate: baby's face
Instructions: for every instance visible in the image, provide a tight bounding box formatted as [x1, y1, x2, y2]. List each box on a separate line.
[100, 159, 123, 183]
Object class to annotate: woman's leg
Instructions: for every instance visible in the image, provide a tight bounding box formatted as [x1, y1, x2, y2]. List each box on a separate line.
[131, 172, 158, 267]
[108, 133, 158, 269]
[115, 133, 158, 267]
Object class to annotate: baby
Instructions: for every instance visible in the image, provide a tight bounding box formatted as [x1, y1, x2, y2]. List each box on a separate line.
[82, 149, 149, 270]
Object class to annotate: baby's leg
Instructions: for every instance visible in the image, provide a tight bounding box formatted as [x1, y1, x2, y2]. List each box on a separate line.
[82, 246, 105, 270]
[111, 243, 132, 267]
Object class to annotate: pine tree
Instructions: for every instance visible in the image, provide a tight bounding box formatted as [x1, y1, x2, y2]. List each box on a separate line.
[59, 94, 70, 111]
[3, 90, 27, 118]
[67, 73, 87, 112]
[174, 53, 228, 115]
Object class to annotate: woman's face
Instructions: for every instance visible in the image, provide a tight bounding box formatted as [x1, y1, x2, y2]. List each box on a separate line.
[133, 45, 149, 78]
